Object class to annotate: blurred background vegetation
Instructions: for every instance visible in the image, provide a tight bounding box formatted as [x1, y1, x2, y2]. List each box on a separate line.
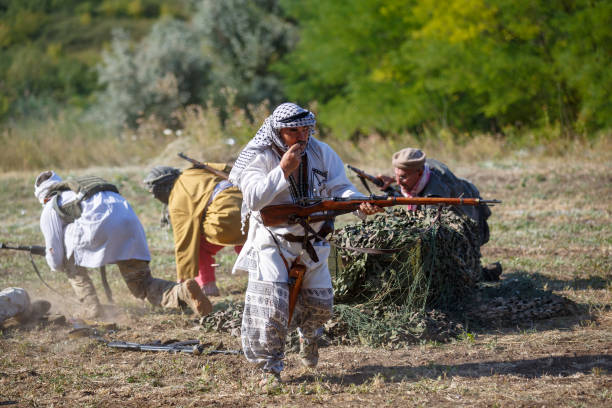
[0, 0, 610, 172]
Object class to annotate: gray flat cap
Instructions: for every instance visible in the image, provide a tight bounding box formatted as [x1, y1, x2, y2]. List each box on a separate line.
[392, 148, 426, 170]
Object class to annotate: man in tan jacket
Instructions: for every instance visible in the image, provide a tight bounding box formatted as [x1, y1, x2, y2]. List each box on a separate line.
[145, 165, 245, 296]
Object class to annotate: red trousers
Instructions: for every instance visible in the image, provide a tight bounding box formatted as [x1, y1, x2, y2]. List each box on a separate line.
[195, 237, 242, 287]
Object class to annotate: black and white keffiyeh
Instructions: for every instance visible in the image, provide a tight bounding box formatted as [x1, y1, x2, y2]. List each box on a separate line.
[229, 103, 316, 186]
[34, 170, 62, 205]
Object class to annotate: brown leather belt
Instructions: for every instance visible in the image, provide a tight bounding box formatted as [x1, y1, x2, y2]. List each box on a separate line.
[281, 219, 334, 263]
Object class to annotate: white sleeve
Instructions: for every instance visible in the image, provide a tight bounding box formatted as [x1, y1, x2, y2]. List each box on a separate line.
[39, 202, 66, 271]
[240, 153, 291, 211]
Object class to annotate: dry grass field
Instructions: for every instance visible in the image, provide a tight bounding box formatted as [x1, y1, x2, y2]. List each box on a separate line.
[0, 143, 610, 407]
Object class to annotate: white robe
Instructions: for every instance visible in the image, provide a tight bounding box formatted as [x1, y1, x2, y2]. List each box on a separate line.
[40, 190, 150, 271]
[232, 137, 364, 288]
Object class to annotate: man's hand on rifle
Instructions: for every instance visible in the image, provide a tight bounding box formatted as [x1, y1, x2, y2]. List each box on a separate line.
[359, 202, 384, 215]
[377, 174, 395, 192]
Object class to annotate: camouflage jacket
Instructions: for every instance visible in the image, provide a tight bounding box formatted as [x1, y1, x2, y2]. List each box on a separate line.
[419, 159, 490, 245]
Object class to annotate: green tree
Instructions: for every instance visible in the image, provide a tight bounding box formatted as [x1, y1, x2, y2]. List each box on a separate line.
[94, 20, 210, 128]
[93, 0, 295, 128]
[553, 0, 612, 129]
[277, 0, 413, 136]
[278, 0, 612, 137]
[192, 0, 296, 110]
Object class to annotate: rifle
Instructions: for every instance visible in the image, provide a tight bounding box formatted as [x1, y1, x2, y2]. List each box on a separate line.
[260, 195, 501, 227]
[0, 242, 113, 303]
[67, 318, 242, 356]
[107, 339, 243, 355]
[347, 164, 400, 196]
[178, 152, 230, 180]
[0, 243, 45, 256]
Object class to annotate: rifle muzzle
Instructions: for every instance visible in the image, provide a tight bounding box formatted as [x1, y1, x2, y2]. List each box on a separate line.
[480, 199, 502, 205]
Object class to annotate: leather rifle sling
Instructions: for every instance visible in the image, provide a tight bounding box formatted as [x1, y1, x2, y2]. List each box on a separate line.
[267, 228, 305, 326]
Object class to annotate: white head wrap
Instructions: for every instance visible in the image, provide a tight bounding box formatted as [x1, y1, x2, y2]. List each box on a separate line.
[229, 102, 316, 187]
[34, 171, 62, 204]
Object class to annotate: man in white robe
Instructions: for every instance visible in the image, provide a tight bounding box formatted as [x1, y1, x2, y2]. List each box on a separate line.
[230, 103, 380, 385]
[35, 171, 212, 319]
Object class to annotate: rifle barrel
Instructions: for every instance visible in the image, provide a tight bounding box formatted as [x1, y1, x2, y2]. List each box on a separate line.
[107, 341, 242, 355]
[107, 341, 192, 353]
[0, 243, 45, 256]
[178, 152, 229, 180]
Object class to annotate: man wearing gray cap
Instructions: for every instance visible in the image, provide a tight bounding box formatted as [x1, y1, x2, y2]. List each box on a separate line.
[379, 148, 500, 279]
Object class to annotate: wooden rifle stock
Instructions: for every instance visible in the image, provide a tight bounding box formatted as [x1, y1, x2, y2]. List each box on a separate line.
[260, 196, 500, 227]
[287, 259, 306, 326]
[347, 164, 385, 187]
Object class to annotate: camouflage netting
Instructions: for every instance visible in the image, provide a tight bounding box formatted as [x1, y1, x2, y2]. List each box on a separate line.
[331, 207, 482, 309]
[326, 207, 578, 347]
[324, 207, 480, 347]
[462, 274, 580, 326]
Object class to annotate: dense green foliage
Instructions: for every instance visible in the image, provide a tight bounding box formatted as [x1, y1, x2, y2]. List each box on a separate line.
[194, 0, 296, 111]
[0, 0, 191, 121]
[332, 208, 482, 309]
[1, 0, 610, 136]
[94, 20, 210, 128]
[278, 0, 612, 136]
[93, 0, 295, 128]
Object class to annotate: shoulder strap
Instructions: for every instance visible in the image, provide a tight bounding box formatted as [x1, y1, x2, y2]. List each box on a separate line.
[51, 176, 119, 223]
[51, 194, 79, 224]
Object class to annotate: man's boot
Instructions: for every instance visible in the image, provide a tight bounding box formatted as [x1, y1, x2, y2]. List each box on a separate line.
[177, 279, 213, 316]
[299, 337, 319, 368]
